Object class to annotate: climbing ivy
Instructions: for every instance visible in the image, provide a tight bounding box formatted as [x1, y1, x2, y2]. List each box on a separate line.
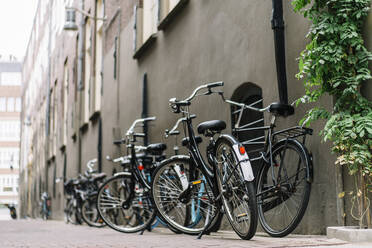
[292, 0, 372, 227]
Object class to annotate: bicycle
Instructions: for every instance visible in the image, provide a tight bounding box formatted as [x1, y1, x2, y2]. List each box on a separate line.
[96, 117, 166, 233]
[62, 159, 107, 227]
[222, 93, 313, 237]
[151, 82, 258, 240]
[40, 192, 51, 220]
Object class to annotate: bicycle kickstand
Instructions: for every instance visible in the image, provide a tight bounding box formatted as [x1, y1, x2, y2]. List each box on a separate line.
[197, 212, 216, 240]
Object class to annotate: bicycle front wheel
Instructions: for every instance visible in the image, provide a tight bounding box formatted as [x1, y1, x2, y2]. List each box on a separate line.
[215, 137, 258, 240]
[257, 139, 311, 237]
[65, 199, 81, 225]
[97, 174, 156, 233]
[151, 157, 219, 235]
[81, 197, 106, 228]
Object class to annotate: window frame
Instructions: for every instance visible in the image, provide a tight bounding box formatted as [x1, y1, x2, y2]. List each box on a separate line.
[157, 0, 189, 30]
[133, 1, 158, 59]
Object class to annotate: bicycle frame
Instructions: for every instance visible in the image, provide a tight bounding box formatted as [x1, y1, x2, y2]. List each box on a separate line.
[226, 96, 313, 193]
[179, 108, 220, 198]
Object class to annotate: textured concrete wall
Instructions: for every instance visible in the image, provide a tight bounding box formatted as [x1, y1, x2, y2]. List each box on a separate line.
[99, 0, 341, 234]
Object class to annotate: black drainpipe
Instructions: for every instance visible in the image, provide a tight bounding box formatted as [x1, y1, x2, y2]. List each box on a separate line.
[141, 73, 148, 146]
[271, 0, 288, 104]
[98, 116, 102, 172]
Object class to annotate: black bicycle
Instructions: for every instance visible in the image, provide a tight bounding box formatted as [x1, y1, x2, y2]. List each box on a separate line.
[96, 117, 167, 233]
[151, 82, 258, 240]
[63, 159, 107, 227]
[223, 94, 313, 237]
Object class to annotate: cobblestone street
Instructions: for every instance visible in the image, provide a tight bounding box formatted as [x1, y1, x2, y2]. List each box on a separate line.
[0, 220, 371, 248]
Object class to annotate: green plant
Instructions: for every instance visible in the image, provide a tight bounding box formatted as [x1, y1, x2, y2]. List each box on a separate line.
[292, 0, 372, 228]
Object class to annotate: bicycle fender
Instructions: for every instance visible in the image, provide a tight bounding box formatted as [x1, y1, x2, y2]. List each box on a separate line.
[274, 138, 313, 183]
[113, 171, 132, 177]
[157, 155, 190, 166]
[217, 134, 255, 182]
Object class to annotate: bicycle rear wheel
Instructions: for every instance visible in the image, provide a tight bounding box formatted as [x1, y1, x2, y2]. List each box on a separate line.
[257, 139, 311, 237]
[151, 157, 219, 235]
[97, 174, 156, 233]
[215, 137, 258, 240]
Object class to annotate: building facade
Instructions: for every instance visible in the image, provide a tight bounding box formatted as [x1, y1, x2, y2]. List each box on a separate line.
[0, 58, 21, 207]
[19, 0, 372, 234]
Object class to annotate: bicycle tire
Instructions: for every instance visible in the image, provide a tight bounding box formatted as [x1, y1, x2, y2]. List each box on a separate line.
[257, 139, 311, 237]
[66, 200, 81, 225]
[81, 198, 106, 228]
[149, 215, 182, 234]
[214, 137, 258, 240]
[151, 156, 220, 235]
[96, 174, 156, 233]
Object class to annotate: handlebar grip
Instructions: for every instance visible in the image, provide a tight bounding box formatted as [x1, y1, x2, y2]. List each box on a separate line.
[169, 98, 191, 106]
[169, 130, 180, 136]
[144, 116, 156, 121]
[113, 139, 125, 145]
[207, 81, 224, 88]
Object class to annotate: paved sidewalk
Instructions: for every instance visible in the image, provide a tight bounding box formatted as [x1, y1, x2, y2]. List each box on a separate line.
[0, 219, 370, 248]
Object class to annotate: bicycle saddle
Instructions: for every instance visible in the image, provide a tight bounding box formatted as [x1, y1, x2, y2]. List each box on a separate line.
[269, 102, 294, 117]
[91, 172, 107, 182]
[181, 136, 203, 146]
[197, 120, 226, 136]
[72, 179, 82, 186]
[146, 143, 167, 155]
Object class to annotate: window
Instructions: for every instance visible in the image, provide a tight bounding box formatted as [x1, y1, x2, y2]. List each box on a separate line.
[63, 60, 68, 145]
[0, 97, 6, 111]
[49, 86, 57, 156]
[143, 0, 158, 42]
[133, 0, 158, 55]
[7, 97, 15, 112]
[3, 187, 13, 192]
[53, 83, 57, 155]
[0, 121, 21, 141]
[0, 148, 20, 168]
[15, 97, 21, 112]
[83, 17, 92, 124]
[93, 0, 104, 114]
[1, 72, 22, 86]
[158, 0, 188, 30]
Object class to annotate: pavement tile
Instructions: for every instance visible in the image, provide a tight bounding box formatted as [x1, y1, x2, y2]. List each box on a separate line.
[0, 220, 369, 248]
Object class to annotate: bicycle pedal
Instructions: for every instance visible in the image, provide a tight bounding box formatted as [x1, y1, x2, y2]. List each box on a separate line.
[235, 213, 249, 223]
[191, 180, 202, 185]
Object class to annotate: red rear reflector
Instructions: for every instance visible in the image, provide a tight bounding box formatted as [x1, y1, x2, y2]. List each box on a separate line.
[239, 146, 246, 155]
[138, 164, 144, 171]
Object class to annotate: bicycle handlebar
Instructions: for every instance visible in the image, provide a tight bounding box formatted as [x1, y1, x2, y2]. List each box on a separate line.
[165, 114, 196, 138]
[86, 158, 97, 173]
[170, 81, 224, 104]
[126, 116, 156, 136]
[184, 81, 224, 101]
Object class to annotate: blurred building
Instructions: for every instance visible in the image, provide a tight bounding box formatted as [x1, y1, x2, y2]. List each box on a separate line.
[19, 0, 372, 233]
[0, 57, 21, 206]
